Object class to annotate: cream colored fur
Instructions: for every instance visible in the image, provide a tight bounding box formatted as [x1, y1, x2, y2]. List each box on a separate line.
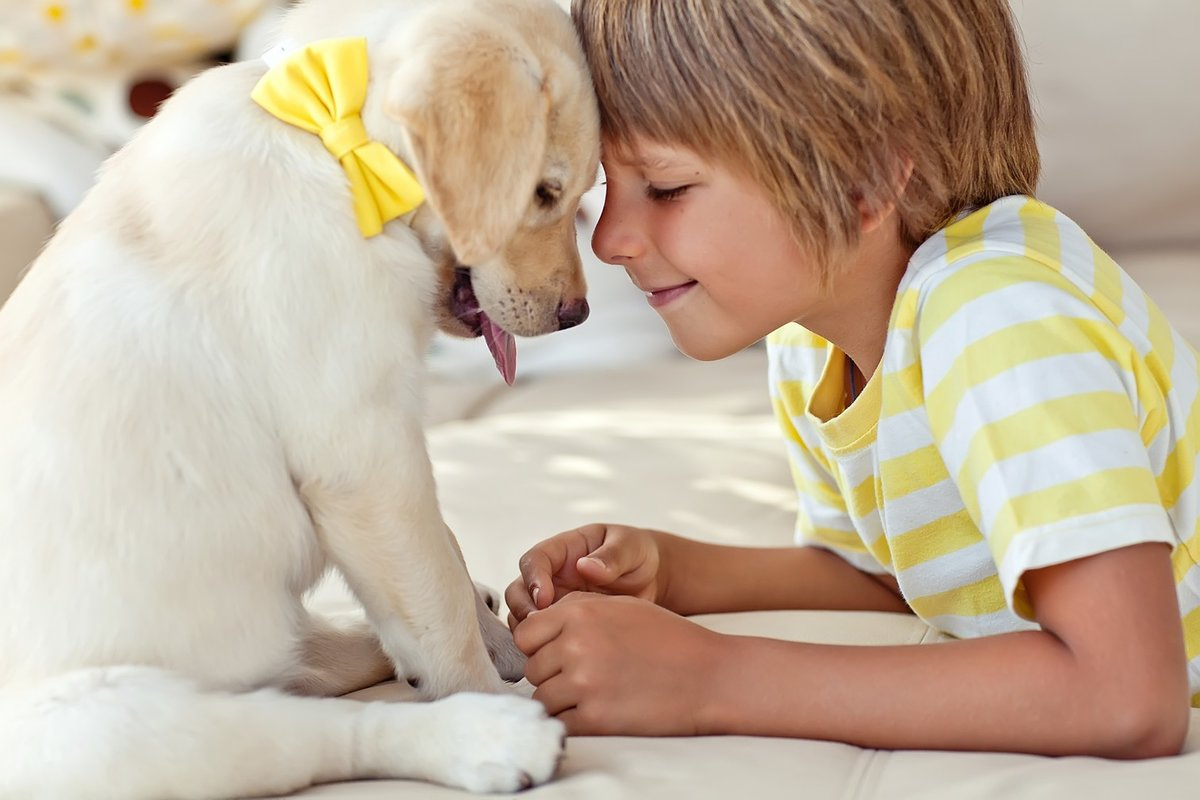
[0, 0, 599, 796]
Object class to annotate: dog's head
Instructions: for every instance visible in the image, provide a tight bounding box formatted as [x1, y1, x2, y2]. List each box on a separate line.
[288, 0, 599, 382]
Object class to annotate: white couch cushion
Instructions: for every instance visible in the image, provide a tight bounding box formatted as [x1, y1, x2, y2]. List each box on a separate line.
[0, 188, 51, 302]
[429, 348, 794, 594]
[298, 350, 1199, 799]
[1014, 0, 1200, 251]
[292, 609, 1200, 800]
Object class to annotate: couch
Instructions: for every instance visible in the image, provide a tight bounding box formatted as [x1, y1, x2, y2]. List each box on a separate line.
[1, 1, 1198, 797]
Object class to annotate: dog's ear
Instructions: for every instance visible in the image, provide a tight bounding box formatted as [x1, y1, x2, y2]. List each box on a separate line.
[385, 18, 550, 266]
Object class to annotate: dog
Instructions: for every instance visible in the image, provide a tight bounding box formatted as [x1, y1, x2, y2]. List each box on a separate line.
[0, 0, 599, 796]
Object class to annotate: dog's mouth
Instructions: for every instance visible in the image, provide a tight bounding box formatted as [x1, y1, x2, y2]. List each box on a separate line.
[450, 267, 517, 385]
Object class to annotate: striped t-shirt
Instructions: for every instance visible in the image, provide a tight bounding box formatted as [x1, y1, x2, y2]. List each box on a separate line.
[766, 195, 1200, 704]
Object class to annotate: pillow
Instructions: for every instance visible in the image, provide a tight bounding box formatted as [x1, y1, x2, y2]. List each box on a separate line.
[1013, 0, 1200, 250]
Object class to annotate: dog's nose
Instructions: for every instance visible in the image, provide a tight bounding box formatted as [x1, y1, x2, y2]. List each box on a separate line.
[557, 298, 589, 330]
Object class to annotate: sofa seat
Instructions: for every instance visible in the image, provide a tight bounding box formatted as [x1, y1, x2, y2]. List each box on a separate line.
[0, 188, 51, 302]
[282, 347, 1200, 799]
[284, 606, 1200, 799]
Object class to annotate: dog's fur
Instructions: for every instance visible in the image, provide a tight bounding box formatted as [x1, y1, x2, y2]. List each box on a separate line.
[0, 0, 599, 796]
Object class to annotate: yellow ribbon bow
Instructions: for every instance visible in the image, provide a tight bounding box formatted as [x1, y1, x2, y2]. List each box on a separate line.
[251, 37, 425, 238]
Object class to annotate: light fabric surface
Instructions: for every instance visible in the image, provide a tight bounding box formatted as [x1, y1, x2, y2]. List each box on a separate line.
[1012, 0, 1200, 251]
[0, 0, 268, 73]
[0, 189, 51, 300]
[280, 728, 1200, 800]
[287, 352, 1200, 799]
[0, 1, 269, 192]
[434, 350, 795, 587]
[0, 96, 110, 217]
[302, 580, 1200, 800]
[767, 197, 1200, 701]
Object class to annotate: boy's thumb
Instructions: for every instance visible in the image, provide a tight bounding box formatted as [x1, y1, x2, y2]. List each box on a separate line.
[577, 553, 616, 583]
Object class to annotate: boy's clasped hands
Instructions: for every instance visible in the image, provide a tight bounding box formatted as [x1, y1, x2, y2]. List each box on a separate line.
[506, 525, 729, 736]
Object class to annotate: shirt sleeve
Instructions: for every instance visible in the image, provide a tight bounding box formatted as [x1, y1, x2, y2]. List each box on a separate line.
[767, 329, 889, 575]
[914, 254, 1176, 618]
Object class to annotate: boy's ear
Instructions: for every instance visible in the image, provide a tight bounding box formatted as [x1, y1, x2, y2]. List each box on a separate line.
[858, 157, 915, 234]
[385, 18, 550, 265]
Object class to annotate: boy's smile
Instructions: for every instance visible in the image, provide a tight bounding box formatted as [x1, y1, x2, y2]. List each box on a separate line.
[642, 280, 698, 308]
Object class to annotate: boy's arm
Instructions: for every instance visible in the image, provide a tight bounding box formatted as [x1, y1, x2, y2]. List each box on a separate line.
[516, 541, 1189, 758]
[507, 526, 908, 623]
[654, 534, 910, 615]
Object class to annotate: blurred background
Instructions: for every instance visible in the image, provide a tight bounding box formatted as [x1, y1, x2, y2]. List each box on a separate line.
[0, 0, 1197, 373]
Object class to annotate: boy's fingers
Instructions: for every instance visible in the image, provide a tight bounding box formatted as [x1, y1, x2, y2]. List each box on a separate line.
[522, 645, 562, 687]
[577, 531, 644, 584]
[512, 603, 568, 656]
[531, 674, 578, 719]
[504, 578, 536, 622]
[575, 555, 612, 584]
[517, 526, 610, 608]
[517, 547, 559, 610]
[553, 707, 588, 736]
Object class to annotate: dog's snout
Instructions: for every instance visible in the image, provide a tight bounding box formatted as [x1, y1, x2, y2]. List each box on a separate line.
[556, 298, 589, 330]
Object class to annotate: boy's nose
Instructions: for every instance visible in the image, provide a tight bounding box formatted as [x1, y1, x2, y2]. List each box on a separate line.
[591, 210, 642, 265]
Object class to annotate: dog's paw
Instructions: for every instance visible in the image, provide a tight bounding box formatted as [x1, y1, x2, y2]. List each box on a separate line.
[420, 693, 565, 793]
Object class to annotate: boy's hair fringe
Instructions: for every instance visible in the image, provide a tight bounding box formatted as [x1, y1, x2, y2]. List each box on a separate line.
[572, 0, 1040, 280]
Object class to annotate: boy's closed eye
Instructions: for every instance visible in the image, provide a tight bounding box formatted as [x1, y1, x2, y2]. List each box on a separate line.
[645, 184, 691, 202]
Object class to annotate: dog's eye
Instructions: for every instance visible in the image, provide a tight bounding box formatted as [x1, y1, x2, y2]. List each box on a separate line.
[535, 181, 561, 209]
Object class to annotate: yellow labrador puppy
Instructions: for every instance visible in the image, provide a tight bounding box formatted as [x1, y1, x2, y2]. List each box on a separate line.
[0, 0, 598, 797]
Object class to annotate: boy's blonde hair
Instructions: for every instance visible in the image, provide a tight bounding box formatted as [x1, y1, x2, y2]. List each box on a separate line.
[572, 0, 1040, 276]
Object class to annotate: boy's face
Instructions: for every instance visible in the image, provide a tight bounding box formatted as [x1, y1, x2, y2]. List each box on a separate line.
[592, 137, 822, 360]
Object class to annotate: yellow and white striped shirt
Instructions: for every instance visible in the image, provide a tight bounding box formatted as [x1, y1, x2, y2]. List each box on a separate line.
[767, 196, 1200, 705]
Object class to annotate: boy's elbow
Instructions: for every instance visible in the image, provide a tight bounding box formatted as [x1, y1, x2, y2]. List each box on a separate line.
[1100, 684, 1190, 760]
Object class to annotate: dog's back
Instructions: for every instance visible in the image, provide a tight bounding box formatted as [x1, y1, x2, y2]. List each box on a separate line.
[0, 58, 363, 800]
[0, 59, 343, 692]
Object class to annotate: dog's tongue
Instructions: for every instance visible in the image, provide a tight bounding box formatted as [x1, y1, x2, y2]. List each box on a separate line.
[480, 313, 516, 385]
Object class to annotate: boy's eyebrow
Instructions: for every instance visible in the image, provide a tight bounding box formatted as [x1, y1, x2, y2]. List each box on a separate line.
[611, 154, 695, 171]
[633, 155, 678, 168]
[601, 142, 692, 171]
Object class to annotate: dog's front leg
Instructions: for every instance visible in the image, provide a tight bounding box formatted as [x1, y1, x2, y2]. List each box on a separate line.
[298, 427, 506, 699]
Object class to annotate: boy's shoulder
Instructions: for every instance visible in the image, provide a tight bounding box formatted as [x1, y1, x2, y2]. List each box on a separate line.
[900, 196, 1157, 369]
[913, 195, 1079, 276]
[904, 195, 1109, 322]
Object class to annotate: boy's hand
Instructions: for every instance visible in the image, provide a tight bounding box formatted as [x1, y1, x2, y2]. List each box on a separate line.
[513, 592, 724, 736]
[505, 524, 664, 626]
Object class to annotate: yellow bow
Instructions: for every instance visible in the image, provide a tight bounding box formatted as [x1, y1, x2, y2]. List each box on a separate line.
[251, 37, 425, 238]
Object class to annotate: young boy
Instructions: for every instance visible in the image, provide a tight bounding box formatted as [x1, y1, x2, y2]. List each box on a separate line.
[505, 0, 1199, 758]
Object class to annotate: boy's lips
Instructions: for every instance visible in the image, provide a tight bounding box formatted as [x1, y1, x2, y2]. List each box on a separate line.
[644, 280, 697, 308]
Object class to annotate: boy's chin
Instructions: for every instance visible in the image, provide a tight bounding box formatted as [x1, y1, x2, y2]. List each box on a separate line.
[669, 330, 756, 362]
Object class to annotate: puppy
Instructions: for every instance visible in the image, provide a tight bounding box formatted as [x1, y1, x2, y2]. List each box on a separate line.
[0, 0, 599, 797]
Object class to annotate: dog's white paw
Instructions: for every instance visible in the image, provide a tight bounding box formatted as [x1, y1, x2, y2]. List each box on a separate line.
[418, 693, 566, 793]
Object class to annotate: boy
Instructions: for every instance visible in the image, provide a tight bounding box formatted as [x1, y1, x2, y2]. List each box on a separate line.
[507, 0, 1197, 758]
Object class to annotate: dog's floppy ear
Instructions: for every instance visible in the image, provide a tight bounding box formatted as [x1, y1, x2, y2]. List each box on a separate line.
[386, 18, 550, 265]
